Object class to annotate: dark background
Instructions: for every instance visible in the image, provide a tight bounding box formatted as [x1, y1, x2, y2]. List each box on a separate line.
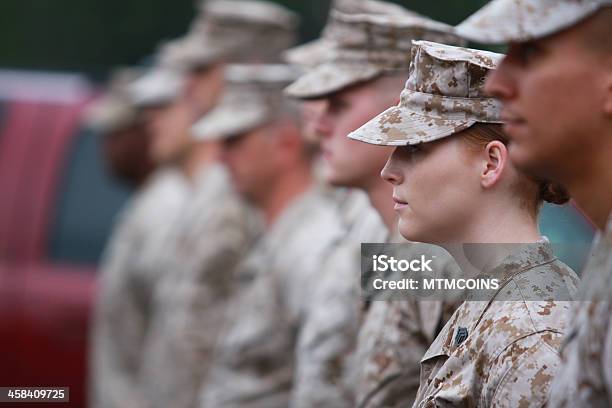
[0, 0, 490, 78]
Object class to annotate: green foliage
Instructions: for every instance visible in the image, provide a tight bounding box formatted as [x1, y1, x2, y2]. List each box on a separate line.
[0, 0, 490, 76]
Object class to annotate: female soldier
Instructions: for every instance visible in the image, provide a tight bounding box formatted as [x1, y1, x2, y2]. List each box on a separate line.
[348, 40, 580, 407]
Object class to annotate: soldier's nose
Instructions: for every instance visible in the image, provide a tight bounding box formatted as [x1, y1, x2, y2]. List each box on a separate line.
[484, 59, 516, 101]
[381, 151, 403, 186]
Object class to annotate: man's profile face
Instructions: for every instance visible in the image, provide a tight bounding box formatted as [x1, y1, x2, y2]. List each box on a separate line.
[312, 83, 394, 189]
[220, 124, 279, 204]
[485, 17, 612, 183]
[146, 99, 193, 165]
[185, 63, 226, 119]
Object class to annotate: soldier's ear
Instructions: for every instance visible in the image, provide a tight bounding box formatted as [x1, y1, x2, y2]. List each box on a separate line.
[480, 140, 508, 190]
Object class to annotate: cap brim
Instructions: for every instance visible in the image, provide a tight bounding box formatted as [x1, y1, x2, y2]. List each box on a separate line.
[84, 96, 136, 132]
[285, 61, 383, 99]
[456, 0, 605, 43]
[191, 98, 268, 141]
[129, 69, 184, 107]
[348, 105, 475, 146]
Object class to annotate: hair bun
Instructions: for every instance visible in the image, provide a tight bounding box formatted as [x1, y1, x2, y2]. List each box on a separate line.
[539, 181, 570, 205]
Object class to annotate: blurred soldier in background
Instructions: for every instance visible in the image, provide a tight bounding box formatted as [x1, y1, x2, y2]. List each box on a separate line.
[193, 63, 349, 408]
[457, 0, 612, 405]
[89, 57, 191, 408]
[286, 5, 465, 407]
[84, 67, 154, 188]
[133, 1, 299, 407]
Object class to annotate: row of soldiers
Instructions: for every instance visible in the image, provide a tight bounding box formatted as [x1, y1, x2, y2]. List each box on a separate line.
[85, 0, 612, 406]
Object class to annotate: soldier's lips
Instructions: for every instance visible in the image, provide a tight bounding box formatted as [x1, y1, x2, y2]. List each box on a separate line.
[501, 111, 527, 137]
[393, 196, 408, 211]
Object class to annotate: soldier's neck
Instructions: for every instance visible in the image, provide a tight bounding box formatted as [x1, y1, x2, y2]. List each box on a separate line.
[566, 153, 612, 231]
[180, 142, 220, 184]
[261, 165, 313, 226]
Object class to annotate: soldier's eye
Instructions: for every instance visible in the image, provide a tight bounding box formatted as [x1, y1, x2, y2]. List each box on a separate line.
[514, 42, 543, 64]
[407, 145, 422, 155]
[397, 144, 422, 159]
[328, 97, 350, 113]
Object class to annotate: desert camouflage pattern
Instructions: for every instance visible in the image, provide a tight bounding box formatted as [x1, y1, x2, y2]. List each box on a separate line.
[292, 240, 360, 407]
[412, 242, 580, 408]
[353, 299, 458, 408]
[352, 230, 463, 408]
[191, 64, 299, 141]
[134, 164, 262, 408]
[456, 0, 612, 44]
[128, 66, 185, 108]
[349, 40, 504, 146]
[199, 187, 351, 408]
[292, 189, 388, 407]
[548, 215, 612, 407]
[83, 67, 144, 133]
[284, 0, 418, 68]
[285, 11, 465, 100]
[162, 0, 298, 70]
[89, 168, 190, 408]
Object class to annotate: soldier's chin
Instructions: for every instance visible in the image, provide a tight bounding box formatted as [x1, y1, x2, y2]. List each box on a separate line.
[398, 218, 424, 243]
[324, 167, 363, 189]
[508, 142, 552, 181]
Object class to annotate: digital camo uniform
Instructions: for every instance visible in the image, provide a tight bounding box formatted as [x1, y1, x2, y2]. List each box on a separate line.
[349, 40, 580, 407]
[132, 3, 298, 408]
[88, 63, 191, 408]
[456, 2, 612, 406]
[191, 64, 350, 407]
[90, 167, 190, 408]
[293, 188, 388, 407]
[287, 9, 466, 407]
[549, 216, 612, 407]
[136, 163, 262, 408]
[411, 242, 579, 408]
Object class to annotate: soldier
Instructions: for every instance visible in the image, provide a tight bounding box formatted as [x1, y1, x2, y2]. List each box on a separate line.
[348, 39, 580, 407]
[90, 62, 191, 408]
[83, 67, 154, 188]
[192, 63, 350, 408]
[455, 0, 612, 405]
[285, 8, 465, 408]
[133, 2, 298, 407]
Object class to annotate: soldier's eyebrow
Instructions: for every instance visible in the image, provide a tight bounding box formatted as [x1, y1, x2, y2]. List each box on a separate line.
[327, 93, 350, 110]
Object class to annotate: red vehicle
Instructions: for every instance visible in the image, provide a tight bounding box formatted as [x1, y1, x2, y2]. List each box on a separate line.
[0, 70, 131, 407]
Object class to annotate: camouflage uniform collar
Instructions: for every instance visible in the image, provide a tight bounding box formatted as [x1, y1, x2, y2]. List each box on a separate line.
[421, 241, 558, 361]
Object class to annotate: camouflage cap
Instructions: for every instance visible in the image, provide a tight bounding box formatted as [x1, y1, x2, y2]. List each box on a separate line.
[284, 0, 418, 68]
[457, 0, 612, 44]
[191, 64, 299, 140]
[84, 67, 144, 133]
[285, 11, 466, 100]
[128, 66, 185, 108]
[348, 40, 504, 146]
[164, 0, 299, 71]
